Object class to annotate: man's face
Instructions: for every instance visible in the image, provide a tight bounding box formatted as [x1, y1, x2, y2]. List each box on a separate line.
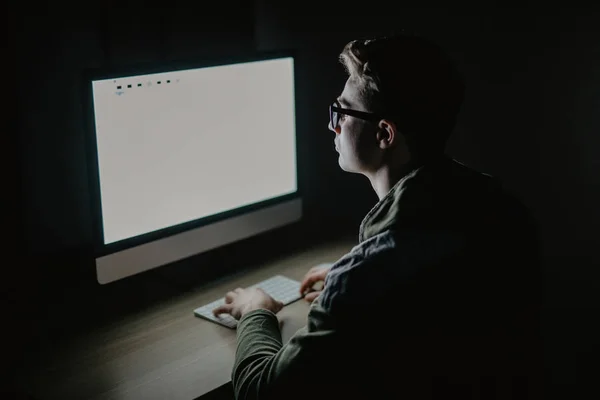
[329, 78, 380, 174]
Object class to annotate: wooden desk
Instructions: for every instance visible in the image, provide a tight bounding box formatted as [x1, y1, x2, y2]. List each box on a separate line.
[20, 237, 355, 400]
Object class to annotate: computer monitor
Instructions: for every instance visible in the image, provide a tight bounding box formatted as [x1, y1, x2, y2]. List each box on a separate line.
[85, 53, 301, 284]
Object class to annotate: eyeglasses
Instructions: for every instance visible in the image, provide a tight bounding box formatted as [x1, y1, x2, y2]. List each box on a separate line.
[329, 100, 384, 130]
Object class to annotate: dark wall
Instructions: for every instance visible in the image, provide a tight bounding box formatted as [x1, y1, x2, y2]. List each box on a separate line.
[9, 1, 600, 397]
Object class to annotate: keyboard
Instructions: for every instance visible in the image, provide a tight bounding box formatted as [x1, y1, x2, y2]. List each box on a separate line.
[193, 275, 302, 329]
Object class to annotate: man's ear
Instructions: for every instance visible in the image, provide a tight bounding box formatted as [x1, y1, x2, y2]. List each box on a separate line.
[376, 119, 401, 149]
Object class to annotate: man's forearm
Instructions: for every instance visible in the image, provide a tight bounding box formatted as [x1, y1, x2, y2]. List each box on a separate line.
[232, 309, 283, 399]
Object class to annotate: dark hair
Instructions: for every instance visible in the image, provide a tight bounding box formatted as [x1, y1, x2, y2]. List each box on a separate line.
[339, 33, 465, 156]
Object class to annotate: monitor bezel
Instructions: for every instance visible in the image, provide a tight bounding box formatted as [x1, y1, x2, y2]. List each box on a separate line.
[82, 50, 300, 258]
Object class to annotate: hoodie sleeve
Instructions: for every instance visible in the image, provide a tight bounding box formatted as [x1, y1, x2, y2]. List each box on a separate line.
[231, 301, 338, 400]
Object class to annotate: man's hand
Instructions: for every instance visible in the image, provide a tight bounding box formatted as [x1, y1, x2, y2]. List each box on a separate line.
[299, 263, 333, 303]
[212, 287, 284, 320]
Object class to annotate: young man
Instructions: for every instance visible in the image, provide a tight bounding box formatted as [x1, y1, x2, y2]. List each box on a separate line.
[213, 34, 541, 399]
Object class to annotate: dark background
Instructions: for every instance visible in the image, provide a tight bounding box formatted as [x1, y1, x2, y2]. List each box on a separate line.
[5, 1, 600, 398]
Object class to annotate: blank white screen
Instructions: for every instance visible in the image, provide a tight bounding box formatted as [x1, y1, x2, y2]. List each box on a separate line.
[91, 57, 297, 245]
